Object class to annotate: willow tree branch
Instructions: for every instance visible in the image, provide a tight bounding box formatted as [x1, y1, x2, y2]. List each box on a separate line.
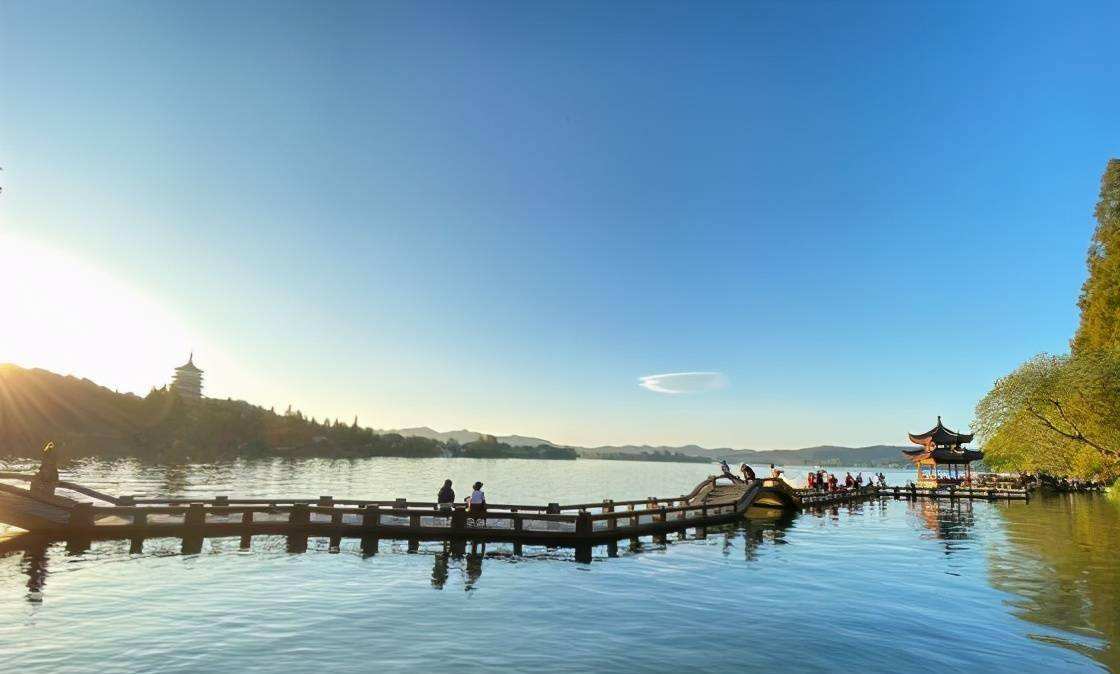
[1027, 402, 1120, 459]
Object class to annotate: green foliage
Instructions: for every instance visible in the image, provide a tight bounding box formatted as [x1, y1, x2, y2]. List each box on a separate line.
[979, 159, 1120, 481]
[0, 364, 580, 463]
[457, 438, 577, 460]
[1073, 159, 1120, 352]
[975, 352, 1120, 481]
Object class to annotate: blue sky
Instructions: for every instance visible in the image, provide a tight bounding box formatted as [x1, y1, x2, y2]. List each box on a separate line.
[1, 1, 1117, 448]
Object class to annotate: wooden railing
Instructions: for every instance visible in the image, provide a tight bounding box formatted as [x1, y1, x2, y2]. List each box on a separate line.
[2, 471, 760, 538]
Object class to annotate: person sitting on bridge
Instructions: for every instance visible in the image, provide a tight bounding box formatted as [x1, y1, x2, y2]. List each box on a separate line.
[719, 460, 736, 481]
[465, 481, 486, 525]
[468, 482, 486, 512]
[807, 472, 816, 491]
[437, 479, 455, 512]
[844, 472, 855, 490]
[877, 472, 887, 488]
[827, 473, 839, 492]
[855, 473, 864, 488]
[740, 463, 756, 481]
[769, 464, 784, 480]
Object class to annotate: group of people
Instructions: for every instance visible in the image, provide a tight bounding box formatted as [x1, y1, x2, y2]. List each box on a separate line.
[719, 460, 784, 483]
[806, 470, 887, 493]
[718, 459, 891, 493]
[437, 479, 486, 513]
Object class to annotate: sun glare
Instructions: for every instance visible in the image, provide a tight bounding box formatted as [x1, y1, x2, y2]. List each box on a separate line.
[0, 234, 199, 395]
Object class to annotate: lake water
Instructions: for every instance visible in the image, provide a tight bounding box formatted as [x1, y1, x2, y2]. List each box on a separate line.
[1, 457, 1117, 672]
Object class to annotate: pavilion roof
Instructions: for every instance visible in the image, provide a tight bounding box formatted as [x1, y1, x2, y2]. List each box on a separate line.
[902, 446, 984, 464]
[908, 416, 974, 447]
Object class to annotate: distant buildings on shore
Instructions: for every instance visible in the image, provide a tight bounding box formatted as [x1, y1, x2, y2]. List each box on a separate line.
[171, 353, 204, 399]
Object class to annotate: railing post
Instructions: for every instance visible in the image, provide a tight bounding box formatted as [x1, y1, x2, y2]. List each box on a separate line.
[362, 504, 379, 530]
[604, 500, 615, 531]
[360, 504, 379, 555]
[576, 511, 592, 537]
[394, 498, 407, 511]
[241, 510, 253, 526]
[186, 502, 205, 528]
[215, 495, 229, 506]
[451, 507, 466, 533]
[512, 508, 523, 532]
[547, 502, 560, 515]
[119, 495, 135, 506]
[318, 495, 334, 508]
[289, 503, 309, 527]
[70, 502, 94, 529]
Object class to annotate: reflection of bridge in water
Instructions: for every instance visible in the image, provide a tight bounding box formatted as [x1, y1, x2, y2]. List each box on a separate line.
[0, 471, 875, 565]
[0, 512, 799, 598]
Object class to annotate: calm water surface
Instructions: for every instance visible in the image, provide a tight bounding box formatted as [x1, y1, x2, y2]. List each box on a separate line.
[1, 458, 1117, 673]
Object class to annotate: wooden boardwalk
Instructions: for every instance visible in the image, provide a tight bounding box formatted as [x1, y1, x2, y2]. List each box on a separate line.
[0, 471, 1028, 561]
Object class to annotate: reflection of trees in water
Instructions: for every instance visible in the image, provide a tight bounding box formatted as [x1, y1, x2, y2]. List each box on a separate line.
[987, 495, 1120, 671]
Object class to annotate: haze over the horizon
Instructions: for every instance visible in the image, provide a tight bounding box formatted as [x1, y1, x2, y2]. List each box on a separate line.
[1, 2, 1117, 449]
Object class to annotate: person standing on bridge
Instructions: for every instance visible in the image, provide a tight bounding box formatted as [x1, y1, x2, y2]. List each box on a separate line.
[30, 441, 59, 497]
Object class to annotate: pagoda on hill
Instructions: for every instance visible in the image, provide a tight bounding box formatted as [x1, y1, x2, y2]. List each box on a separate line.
[904, 416, 982, 488]
[171, 353, 204, 399]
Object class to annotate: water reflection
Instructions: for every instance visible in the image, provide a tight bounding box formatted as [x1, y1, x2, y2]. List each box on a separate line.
[0, 515, 798, 599]
[988, 494, 1120, 671]
[20, 539, 49, 602]
[910, 499, 977, 555]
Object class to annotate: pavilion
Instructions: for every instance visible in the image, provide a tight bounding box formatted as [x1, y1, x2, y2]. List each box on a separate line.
[904, 416, 983, 488]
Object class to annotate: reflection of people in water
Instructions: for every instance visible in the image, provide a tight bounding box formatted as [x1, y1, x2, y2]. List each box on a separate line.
[464, 544, 485, 591]
[18, 539, 51, 602]
[431, 552, 449, 589]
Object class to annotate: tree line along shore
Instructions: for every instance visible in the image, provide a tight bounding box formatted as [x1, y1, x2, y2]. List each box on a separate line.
[976, 158, 1120, 491]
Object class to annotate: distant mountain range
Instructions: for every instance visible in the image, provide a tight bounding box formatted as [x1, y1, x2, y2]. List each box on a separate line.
[384, 427, 914, 467]
[0, 363, 914, 467]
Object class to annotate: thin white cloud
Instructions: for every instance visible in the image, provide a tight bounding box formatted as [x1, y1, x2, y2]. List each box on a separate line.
[638, 371, 729, 395]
